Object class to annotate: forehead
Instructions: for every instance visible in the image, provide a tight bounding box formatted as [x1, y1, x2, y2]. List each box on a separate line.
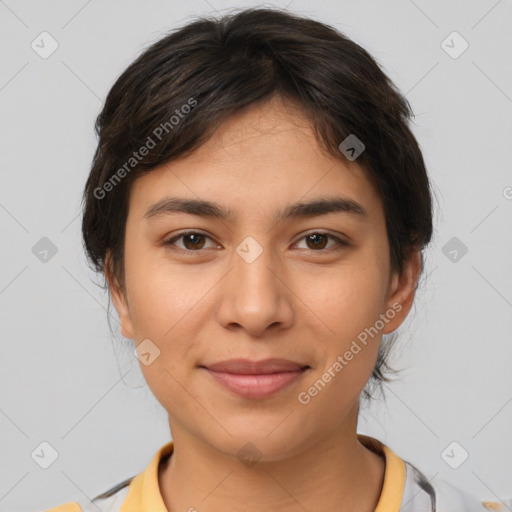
[128, 98, 384, 226]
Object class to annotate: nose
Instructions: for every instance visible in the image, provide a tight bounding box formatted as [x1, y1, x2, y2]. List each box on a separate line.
[215, 240, 295, 337]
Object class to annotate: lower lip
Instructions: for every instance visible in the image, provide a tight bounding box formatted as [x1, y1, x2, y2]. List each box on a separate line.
[203, 368, 307, 399]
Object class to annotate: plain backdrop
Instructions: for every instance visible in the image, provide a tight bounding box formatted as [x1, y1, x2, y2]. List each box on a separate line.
[0, 0, 511, 510]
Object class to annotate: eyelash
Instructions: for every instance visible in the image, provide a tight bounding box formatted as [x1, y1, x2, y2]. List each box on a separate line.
[163, 231, 349, 255]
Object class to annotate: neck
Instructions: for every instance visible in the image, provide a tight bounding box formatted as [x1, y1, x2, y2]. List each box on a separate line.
[158, 407, 385, 512]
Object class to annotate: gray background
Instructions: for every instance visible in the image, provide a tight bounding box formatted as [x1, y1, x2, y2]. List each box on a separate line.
[1, 0, 511, 511]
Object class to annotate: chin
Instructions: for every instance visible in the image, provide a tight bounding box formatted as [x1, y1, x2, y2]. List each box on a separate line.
[207, 416, 309, 461]
[215, 435, 302, 464]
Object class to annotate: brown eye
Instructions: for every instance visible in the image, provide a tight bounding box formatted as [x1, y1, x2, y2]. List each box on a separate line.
[305, 233, 328, 250]
[296, 232, 348, 252]
[182, 233, 206, 250]
[165, 231, 219, 253]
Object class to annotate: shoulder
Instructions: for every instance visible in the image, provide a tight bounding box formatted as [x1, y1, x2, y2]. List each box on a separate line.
[42, 440, 174, 512]
[45, 504, 81, 512]
[43, 476, 133, 512]
[358, 434, 510, 512]
[402, 460, 510, 512]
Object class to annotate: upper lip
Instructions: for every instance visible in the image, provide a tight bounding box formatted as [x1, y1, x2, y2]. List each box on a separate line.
[202, 358, 310, 375]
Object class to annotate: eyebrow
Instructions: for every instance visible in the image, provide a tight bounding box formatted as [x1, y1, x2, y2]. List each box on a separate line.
[143, 196, 368, 222]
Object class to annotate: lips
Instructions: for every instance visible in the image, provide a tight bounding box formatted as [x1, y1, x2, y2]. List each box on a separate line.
[201, 358, 310, 399]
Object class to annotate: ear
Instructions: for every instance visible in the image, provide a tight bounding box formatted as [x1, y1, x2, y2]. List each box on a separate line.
[381, 249, 422, 334]
[105, 250, 134, 339]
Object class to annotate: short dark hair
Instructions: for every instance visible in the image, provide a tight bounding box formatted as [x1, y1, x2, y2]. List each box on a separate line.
[81, 7, 435, 399]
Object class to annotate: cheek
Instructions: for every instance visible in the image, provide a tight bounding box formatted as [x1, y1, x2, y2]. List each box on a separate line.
[297, 355, 373, 431]
[294, 259, 387, 403]
[126, 274, 199, 412]
[125, 247, 209, 339]
[299, 259, 388, 342]
[297, 274, 385, 415]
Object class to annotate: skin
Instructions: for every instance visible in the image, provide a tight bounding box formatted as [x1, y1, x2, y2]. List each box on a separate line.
[107, 95, 422, 512]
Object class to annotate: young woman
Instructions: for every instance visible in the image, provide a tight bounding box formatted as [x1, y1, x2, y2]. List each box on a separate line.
[46, 7, 505, 512]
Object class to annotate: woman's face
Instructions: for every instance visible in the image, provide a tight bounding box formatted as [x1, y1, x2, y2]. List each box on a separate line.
[109, 97, 420, 460]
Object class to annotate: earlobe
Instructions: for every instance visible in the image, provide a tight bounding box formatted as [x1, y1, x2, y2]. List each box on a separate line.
[105, 251, 134, 339]
[382, 250, 422, 334]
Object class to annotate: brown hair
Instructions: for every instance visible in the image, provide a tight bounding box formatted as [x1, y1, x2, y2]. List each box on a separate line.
[81, 7, 435, 399]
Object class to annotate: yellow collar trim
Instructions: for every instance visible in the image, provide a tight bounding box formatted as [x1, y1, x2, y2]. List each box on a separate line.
[357, 434, 406, 512]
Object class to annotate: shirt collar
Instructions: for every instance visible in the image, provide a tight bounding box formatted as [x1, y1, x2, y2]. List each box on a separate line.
[357, 434, 406, 512]
[121, 434, 405, 512]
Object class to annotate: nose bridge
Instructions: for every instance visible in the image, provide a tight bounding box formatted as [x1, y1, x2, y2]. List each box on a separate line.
[233, 234, 281, 303]
[216, 234, 294, 333]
